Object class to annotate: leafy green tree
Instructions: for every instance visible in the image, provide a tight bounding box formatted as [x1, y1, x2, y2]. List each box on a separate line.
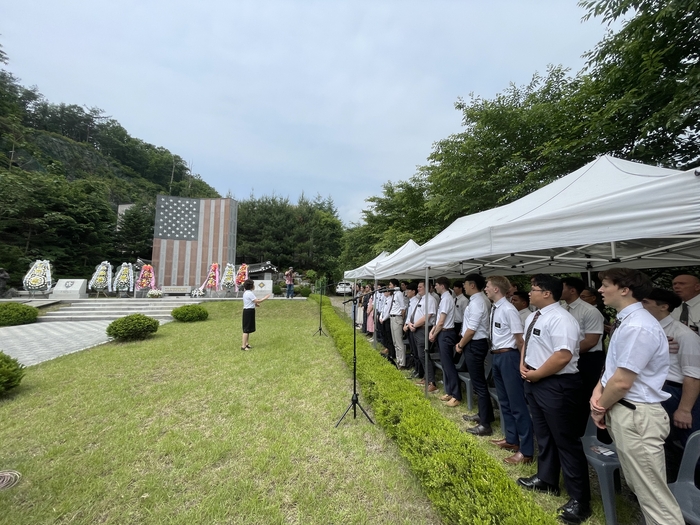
[580, 0, 700, 168]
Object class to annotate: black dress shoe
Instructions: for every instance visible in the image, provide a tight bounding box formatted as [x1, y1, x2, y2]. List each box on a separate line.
[462, 413, 481, 423]
[466, 424, 493, 436]
[516, 475, 560, 496]
[557, 498, 591, 524]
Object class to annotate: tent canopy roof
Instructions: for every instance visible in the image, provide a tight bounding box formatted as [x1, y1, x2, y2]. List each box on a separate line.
[371, 156, 700, 279]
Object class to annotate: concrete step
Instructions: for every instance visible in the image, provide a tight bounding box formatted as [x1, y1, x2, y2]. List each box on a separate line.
[49, 306, 180, 313]
[37, 314, 173, 322]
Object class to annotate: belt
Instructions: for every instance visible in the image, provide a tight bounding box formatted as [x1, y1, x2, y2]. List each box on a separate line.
[665, 380, 683, 389]
[525, 364, 536, 371]
[491, 348, 517, 354]
[618, 399, 636, 410]
[391, 314, 402, 318]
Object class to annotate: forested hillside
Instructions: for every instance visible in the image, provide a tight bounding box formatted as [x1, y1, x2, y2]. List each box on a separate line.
[0, 46, 221, 286]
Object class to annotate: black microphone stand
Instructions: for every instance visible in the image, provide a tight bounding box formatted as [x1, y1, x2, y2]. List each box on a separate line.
[312, 278, 329, 337]
[336, 291, 374, 427]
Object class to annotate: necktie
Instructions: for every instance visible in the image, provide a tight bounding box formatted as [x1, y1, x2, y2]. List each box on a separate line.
[609, 317, 621, 338]
[522, 310, 541, 362]
[565, 303, 571, 312]
[489, 305, 496, 344]
[680, 303, 690, 326]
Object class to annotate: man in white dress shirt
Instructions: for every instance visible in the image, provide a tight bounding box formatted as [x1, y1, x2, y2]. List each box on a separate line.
[388, 278, 407, 368]
[430, 276, 460, 406]
[561, 277, 605, 433]
[511, 291, 532, 326]
[456, 274, 494, 432]
[591, 268, 683, 525]
[484, 276, 534, 464]
[517, 274, 591, 525]
[410, 281, 438, 392]
[671, 273, 700, 335]
[643, 287, 700, 481]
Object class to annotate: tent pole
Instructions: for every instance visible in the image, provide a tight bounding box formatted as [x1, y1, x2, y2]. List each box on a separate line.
[587, 269, 592, 287]
[373, 278, 378, 349]
[425, 266, 430, 397]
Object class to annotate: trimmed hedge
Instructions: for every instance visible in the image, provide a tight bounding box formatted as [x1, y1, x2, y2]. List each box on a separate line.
[106, 314, 159, 341]
[297, 286, 312, 298]
[312, 294, 557, 525]
[0, 303, 39, 327]
[172, 304, 209, 322]
[0, 351, 26, 395]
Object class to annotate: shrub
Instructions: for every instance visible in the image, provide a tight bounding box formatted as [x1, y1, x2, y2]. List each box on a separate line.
[0, 303, 39, 327]
[0, 351, 26, 395]
[171, 304, 209, 322]
[297, 286, 312, 298]
[272, 285, 282, 296]
[313, 294, 557, 525]
[106, 314, 159, 341]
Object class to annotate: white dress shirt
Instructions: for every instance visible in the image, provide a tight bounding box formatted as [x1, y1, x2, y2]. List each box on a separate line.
[601, 302, 670, 403]
[670, 292, 700, 335]
[565, 297, 605, 353]
[490, 297, 524, 349]
[660, 315, 700, 383]
[454, 294, 469, 324]
[413, 293, 436, 327]
[437, 290, 455, 329]
[462, 291, 490, 339]
[405, 296, 419, 326]
[523, 302, 580, 375]
[389, 290, 405, 316]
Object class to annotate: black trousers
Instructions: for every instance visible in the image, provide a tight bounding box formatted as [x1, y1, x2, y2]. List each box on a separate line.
[524, 373, 591, 504]
[464, 338, 494, 424]
[577, 351, 607, 438]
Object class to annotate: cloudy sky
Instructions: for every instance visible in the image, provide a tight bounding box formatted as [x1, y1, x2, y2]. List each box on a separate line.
[2, 1, 615, 225]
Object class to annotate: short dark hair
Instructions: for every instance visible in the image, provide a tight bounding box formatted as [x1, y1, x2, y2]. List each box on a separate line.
[389, 278, 400, 287]
[406, 281, 418, 292]
[646, 287, 682, 312]
[531, 274, 563, 302]
[435, 276, 451, 289]
[513, 291, 530, 305]
[452, 280, 464, 291]
[561, 277, 585, 296]
[244, 280, 254, 291]
[598, 268, 652, 301]
[464, 273, 485, 291]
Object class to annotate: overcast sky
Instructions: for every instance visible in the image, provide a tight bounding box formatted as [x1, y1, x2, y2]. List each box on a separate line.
[2, 1, 615, 225]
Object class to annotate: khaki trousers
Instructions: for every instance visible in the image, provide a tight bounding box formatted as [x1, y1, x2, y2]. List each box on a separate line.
[606, 402, 684, 525]
[390, 316, 406, 366]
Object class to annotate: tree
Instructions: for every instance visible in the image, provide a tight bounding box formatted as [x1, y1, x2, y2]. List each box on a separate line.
[114, 202, 155, 261]
[580, 0, 700, 168]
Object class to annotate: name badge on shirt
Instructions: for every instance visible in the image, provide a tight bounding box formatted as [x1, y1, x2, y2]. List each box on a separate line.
[533, 328, 541, 336]
[495, 322, 501, 328]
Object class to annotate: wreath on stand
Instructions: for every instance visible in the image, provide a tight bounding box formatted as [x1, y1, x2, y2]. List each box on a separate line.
[23, 260, 53, 292]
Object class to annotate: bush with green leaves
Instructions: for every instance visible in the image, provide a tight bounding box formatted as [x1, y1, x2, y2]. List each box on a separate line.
[106, 314, 159, 341]
[0, 351, 26, 395]
[272, 285, 282, 296]
[297, 286, 312, 298]
[313, 294, 557, 525]
[171, 304, 209, 322]
[0, 303, 39, 327]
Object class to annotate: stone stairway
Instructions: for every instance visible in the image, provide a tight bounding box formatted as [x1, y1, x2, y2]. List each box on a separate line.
[37, 298, 201, 322]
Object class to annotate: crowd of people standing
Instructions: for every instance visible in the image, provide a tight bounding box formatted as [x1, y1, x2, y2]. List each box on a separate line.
[349, 270, 700, 525]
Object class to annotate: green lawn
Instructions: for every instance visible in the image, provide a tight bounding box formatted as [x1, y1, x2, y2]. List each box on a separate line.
[0, 301, 441, 525]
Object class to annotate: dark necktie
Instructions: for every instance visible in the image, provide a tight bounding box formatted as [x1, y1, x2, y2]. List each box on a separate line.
[609, 317, 621, 337]
[680, 302, 690, 326]
[489, 305, 496, 344]
[522, 310, 541, 362]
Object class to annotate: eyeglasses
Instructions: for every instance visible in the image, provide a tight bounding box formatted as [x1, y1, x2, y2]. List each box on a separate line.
[529, 288, 545, 293]
[580, 294, 594, 299]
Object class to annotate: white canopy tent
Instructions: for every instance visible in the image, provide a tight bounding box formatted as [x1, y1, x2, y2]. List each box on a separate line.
[373, 155, 700, 279]
[343, 251, 389, 280]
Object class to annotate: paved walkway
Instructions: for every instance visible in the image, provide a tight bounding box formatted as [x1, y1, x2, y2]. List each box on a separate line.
[0, 321, 113, 366]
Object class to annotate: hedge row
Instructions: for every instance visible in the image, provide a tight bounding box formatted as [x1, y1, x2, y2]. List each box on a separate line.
[313, 294, 557, 525]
